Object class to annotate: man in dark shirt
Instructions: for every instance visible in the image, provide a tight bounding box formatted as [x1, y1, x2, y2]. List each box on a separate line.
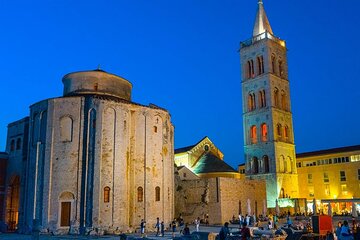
[240, 222, 250, 240]
[219, 222, 230, 240]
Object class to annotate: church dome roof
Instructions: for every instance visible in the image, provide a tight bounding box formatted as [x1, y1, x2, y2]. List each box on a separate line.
[62, 69, 132, 101]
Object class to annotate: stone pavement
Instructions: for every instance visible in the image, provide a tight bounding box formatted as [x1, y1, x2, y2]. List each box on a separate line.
[0, 225, 226, 240]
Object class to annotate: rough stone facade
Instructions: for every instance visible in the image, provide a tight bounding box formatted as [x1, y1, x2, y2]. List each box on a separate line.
[175, 176, 266, 225]
[14, 70, 175, 235]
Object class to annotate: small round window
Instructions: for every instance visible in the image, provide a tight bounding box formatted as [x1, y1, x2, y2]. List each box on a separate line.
[204, 145, 210, 152]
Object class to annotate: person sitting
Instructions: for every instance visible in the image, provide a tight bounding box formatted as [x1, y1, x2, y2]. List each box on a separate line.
[183, 224, 190, 236]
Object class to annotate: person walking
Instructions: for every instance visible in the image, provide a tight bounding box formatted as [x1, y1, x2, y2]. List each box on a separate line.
[155, 217, 160, 236]
[195, 217, 200, 232]
[335, 221, 342, 240]
[160, 221, 165, 237]
[140, 219, 146, 237]
[171, 218, 177, 238]
[219, 222, 230, 240]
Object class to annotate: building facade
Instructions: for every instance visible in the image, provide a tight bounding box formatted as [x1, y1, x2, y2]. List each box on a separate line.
[296, 145, 360, 215]
[174, 137, 267, 224]
[4, 70, 175, 235]
[2, 117, 29, 231]
[175, 137, 240, 179]
[240, 0, 299, 208]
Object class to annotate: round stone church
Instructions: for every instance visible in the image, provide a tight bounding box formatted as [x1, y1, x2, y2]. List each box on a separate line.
[22, 69, 174, 234]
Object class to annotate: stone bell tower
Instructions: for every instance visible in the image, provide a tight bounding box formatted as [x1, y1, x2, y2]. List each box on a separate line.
[240, 0, 299, 208]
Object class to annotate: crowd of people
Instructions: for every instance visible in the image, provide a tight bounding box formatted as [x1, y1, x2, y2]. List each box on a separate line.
[138, 214, 360, 240]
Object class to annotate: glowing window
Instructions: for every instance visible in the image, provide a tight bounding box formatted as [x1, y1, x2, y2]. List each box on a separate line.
[104, 187, 110, 203]
[250, 125, 257, 144]
[155, 186, 160, 202]
[137, 187, 143, 202]
[261, 123, 268, 142]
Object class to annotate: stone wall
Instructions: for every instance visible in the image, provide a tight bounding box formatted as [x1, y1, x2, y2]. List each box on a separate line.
[23, 94, 174, 235]
[175, 177, 266, 225]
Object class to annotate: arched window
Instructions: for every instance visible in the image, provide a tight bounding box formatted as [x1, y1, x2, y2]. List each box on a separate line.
[247, 60, 255, 78]
[277, 124, 282, 139]
[284, 125, 289, 141]
[104, 187, 110, 203]
[271, 54, 276, 74]
[261, 123, 268, 142]
[250, 60, 255, 78]
[259, 90, 266, 108]
[247, 94, 253, 111]
[281, 91, 287, 110]
[247, 61, 252, 79]
[60, 116, 73, 142]
[137, 187, 143, 202]
[16, 138, 21, 150]
[155, 186, 160, 202]
[252, 157, 259, 174]
[263, 155, 270, 173]
[287, 157, 292, 173]
[153, 126, 158, 133]
[284, 158, 288, 173]
[10, 140, 15, 151]
[274, 88, 279, 107]
[279, 155, 285, 173]
[278, 60, 284, 77]
[257, 56, 264, 75]
[248, 93, 256, 111]
[250, 125, 257, 144]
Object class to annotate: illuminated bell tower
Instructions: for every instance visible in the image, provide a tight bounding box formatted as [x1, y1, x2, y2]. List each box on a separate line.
[240, 0, 299, 208]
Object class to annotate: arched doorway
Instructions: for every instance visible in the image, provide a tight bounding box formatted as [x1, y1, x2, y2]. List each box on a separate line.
[6, 175, 20, 231]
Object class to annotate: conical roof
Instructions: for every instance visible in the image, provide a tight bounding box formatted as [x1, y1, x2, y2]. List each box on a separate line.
[253, 0, 273, 37]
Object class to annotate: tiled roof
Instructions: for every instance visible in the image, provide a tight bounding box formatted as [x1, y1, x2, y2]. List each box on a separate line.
[193, 152, 237, 174]
[296, 145, 360, 158]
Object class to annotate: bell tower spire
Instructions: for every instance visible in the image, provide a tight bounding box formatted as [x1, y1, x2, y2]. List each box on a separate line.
[253, 0, 273, 37]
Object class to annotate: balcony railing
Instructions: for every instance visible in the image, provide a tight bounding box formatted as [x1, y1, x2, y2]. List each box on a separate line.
[240, 31, 286, 49]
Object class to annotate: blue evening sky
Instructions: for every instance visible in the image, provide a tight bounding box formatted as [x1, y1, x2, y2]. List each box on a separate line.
[0, 0, 359, 168]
